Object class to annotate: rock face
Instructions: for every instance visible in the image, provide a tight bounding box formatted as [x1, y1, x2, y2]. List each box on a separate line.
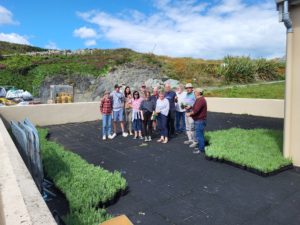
[39, 63, 179, 103]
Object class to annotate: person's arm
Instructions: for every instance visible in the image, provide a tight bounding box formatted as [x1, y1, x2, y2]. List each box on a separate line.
[100, 98, 104, 114]
[139, 100, 144, 111]
[188, 99, 202, 116]
[165, 99, 170, 113]
[155, 101, 160, 113]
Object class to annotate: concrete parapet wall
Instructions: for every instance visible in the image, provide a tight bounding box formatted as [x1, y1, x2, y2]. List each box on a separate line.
[206, 98, 284, 118]
[0, 118, 56, 225]
[0, 99, 283, 127]
[0, 102, 100, 126]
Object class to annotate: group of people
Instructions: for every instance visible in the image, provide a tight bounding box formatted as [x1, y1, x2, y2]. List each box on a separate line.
[100, 82, 207, 153]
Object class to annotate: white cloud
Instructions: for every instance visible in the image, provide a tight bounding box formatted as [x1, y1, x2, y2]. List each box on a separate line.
[73, 26, 97, 39]
[84, 39, 96, 47]
[76, 0, 285, 59]
[0, 5, 18, 25]
[45, 41, 59, 49]
[0, 33, 29, 45]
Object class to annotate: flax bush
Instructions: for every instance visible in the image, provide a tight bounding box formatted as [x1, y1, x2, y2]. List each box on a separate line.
[220, 56, 256, 83]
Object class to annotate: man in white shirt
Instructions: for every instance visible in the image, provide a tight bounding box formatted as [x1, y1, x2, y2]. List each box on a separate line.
[175, 84, 187, 133]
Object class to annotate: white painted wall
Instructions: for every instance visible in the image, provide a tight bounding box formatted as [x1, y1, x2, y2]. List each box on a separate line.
[0, 118, 56, 225]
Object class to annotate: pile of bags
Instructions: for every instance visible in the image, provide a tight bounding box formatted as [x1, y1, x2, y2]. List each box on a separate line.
[0, 86, 33, 106]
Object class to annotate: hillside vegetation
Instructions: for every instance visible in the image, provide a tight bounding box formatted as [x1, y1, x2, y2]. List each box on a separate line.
[0, 41, 285, 97]
[206, 82, 285, 99]
[0, 41, 47, 55]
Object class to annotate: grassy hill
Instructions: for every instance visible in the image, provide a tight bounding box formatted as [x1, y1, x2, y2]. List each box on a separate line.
[0, 41, 285, 97]
[0, 41, 47, 55]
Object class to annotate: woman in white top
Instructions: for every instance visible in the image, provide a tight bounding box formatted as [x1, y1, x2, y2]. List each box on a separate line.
[155, 91, 170, 143]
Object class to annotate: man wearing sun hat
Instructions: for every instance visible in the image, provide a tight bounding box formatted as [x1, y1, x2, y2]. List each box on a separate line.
[183, 83, 197, 147]
[186, 87, 207, 154]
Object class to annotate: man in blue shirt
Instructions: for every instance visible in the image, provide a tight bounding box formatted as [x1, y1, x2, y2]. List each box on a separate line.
[164, 83, 177, 137]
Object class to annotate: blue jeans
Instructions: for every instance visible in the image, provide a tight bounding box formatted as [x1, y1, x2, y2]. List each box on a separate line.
[176, 111, 186, 132]
[102, 114, 112, 136]
[158, 114, 168, 137]
[133, 119, 142, 131]
[195, 120, 207, 152]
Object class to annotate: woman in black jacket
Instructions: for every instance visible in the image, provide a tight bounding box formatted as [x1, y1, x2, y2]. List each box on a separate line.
[140, 90, 156, 142]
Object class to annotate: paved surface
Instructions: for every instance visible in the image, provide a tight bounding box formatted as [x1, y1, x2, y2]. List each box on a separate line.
[46, 112, 300, 225]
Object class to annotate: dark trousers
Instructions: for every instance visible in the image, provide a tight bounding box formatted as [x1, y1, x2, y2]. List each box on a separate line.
[167, 110, 176, 136]
[157, 114, 168, 137]
[143, 112, 153, 136]
[133, 119, 142, 131]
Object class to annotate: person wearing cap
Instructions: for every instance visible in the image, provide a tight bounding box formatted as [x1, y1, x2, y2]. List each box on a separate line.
[175, 84, 187, 133]
[150, 86, 159, 130]
[110, 84, 128, 138]
[186, 88, 207, 154]
[164, 83, 177, 137]
[183, 83, 197, 147]
[100, 90, 113, 140]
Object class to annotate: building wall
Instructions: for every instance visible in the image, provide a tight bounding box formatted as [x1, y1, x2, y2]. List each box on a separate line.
[284, 4, 300, 166]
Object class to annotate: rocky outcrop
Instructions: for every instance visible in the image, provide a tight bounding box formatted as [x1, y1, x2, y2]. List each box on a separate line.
[39, 63, 179, 103]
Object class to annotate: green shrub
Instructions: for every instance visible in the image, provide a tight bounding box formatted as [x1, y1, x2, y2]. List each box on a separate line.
[205, 82, 285, 99]
[220, 56, 256, 83]
[255, 59, 280, 81]
[205, 128, 292, 173]
[38, 128, 127, 225]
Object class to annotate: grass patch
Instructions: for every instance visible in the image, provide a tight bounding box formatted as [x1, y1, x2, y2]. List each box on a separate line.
[38, 128, 127, 225]
[205, 82, 285, 99]
[205, 128, 292, 173]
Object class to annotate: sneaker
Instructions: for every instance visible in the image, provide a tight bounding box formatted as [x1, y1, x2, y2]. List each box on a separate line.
[195, 148, 205, 153]
[184, 140, 193, 145]
[139, 136, 144, 140]
[133, 136, 137, 140]
[108, 133, 116, 139]
[144, 137, 148, 142]
[157, 138, 164, 143]
[193, 149, 200, 154]
[189, 142, 198, 148]
[129, 132, 133, 136]
[148, 136, 152, 141]
[122, 132, 128, 137]
[162, 138, 168, 144]
[102, 136, 106, 140]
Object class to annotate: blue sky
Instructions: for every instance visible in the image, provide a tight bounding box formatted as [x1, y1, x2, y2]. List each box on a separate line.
[0, 0, 286, 59]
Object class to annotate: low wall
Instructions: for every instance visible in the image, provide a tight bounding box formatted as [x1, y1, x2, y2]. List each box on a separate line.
[0, 118, 56, 225]
[0, 102, 100, 126]
[206, 98, 284, 118]
[0, 98, 284, 127]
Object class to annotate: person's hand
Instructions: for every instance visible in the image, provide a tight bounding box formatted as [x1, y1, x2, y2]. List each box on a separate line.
[156, 110, 160, 114]
[186, 112, 191, 117]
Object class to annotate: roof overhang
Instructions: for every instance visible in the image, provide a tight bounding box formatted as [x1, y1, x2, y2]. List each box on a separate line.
[276, 0, 300, 8]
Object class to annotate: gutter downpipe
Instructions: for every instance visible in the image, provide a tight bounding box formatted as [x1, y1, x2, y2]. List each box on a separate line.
[282, 0, 293, 158]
